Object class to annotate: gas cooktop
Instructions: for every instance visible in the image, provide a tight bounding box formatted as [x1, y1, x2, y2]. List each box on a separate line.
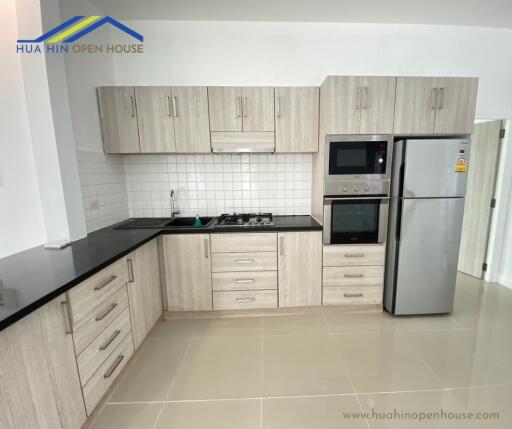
[216, 213, 274, 227]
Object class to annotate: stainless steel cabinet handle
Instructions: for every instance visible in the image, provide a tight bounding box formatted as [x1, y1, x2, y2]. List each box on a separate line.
[344, 293, 363, 298]
[242, 97, 248, 117]
[127, 259, 134, 283]
[104, 354, 125, 378]
[204, 239, 209, 258]
[279, 236, 284, 255]
[432, 87, 438, 110]
[276, 95, 281, 118]
[94, 275, 117, 291]
[60, 300, 73, 334]
[95, 303, 118, 321]
[344, 274, 364, 278]
[236, 297, 256, 302]
[356, 86, 361, 110]
[235, 259, 254, 264]
[166, 96, 172, 117]
[437, 87, 445, 110]
[172, 96, 178, 117]
[235, 278, 255, 283]
[130, 95, 135, 117]
[99, 329, 121, 351]
[344, 253, 365, 258]
[236, 96, 241, 117]
[362, 86, 368, 109]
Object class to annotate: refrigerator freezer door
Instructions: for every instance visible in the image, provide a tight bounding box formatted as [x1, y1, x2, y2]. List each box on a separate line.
[393, 197, 465, 315]
[403, 139, 470, 198]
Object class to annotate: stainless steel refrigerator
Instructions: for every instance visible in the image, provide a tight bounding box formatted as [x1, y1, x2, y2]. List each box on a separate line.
[384, 138, 470, 315]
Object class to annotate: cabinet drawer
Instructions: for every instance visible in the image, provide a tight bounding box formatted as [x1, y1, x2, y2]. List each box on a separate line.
[212, 270, 277, 291]
[69, 258, 128, 329]
[212, 252, 277, 272]
[83, 332, 134, 415]
[323, 245, 385, 267]
[323, 266, 384, 287]
[211, 233, 277, 253]
[73, 286, 129, 355]
[213, 290, 277, 310]
[323, 286, 383, 305]
[76, 307, 132, 386]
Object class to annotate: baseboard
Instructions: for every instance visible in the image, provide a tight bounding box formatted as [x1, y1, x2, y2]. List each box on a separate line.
[498, 274, 512, 289]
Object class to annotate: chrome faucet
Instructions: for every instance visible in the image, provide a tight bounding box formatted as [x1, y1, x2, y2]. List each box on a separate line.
[170, 190, 181, 219]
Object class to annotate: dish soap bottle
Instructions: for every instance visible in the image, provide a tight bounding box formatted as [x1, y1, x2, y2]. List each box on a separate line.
[192, 215, 203, 227]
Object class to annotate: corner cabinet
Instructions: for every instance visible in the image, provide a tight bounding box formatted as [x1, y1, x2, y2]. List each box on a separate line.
[126, 239, 163, 349]
[0, 295, 87, 429]
[394, 76, 478, 135]
[275, 87, 319, 152]
[162, 234, 213, 311]
[278, 231, 322, 307]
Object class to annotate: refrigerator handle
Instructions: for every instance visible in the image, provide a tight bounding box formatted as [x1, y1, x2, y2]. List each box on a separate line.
[396, 198, 403, 242]
[398, 162, 405, 198]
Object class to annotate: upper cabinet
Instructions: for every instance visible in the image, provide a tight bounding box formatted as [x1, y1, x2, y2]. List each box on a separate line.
[275, 87, 319, 153]
[321, 76, 396, 135]
[394, 77, 478, 135]
[98, 86, 141, 153]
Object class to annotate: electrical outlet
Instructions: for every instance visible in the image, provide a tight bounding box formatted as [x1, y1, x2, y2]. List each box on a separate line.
[89, 199, 99, 210]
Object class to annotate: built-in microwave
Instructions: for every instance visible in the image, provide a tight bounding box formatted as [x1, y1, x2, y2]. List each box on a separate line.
[323, 196, 389, 245]
[324, 135, 393, 196]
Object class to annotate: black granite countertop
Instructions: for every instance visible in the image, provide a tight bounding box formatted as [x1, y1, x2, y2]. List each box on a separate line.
[0, 216, 321, 331]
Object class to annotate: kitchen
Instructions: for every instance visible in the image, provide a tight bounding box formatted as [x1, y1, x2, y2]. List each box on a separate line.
[2, 1, 512, 428]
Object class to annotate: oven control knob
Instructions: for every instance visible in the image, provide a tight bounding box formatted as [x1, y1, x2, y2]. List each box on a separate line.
[364, 187, 369, 192]
[342, 187, 348, 192]
[353, 186, 359, 192]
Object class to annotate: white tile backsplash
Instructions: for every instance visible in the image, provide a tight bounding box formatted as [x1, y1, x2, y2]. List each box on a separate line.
[76, 150, 129, 232]
[124, 153, 312, 217]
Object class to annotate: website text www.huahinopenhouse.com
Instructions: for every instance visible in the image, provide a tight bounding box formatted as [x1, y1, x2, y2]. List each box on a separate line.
[342, 408, 500, 422]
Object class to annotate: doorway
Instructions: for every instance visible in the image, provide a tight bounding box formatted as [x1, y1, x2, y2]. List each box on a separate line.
[458, 119, 503, 279]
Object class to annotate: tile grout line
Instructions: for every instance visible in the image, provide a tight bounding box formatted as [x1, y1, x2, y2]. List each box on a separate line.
[323, 313, 372, 429]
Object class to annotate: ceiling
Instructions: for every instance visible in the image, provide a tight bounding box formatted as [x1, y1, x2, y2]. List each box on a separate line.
[90, 0, 512, 29]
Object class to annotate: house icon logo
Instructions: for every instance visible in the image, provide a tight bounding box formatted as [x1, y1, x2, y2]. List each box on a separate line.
[16, 16, 144, 54]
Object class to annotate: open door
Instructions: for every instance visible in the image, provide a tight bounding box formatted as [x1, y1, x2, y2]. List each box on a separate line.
[458, 120, 502, 278]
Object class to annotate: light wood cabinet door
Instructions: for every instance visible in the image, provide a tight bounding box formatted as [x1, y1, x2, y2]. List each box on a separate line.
[208, 86, 242, 131]
[0, 295, 87, 428]
[172, 86, 211, 153]
[434, 77, 478, 134]
[278, 231, 322, 307]
[321, 76, 361, 134]
[163, 234, 213, 311]
[241, 87, 275, 131]
[359, 76, 396, 134]
[135, 86, 175, 153]
[275, 87, 319, 152]
[98, 86, 140, 153]
[394, 77, 438, 134]
[127, 239, 163, 349]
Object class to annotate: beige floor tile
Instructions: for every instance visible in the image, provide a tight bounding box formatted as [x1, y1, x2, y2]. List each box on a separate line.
[326, 312, 395, 333]
[168, 337, 261, 400]
[449, 385, 512, 429]
[154, 399, 260, 429]
[333, 331, 441, 393]
[262, 334, 353, 397]
[262, 314, 328, 335]
[108, 338, 189, 402]
[90, 403, 162, 429]
[263, 395, 368, 429]
[389, 315, 462, 332]
[358, 390, 479, 428]
[402, 329, 512, 388]
[152, 317, 262, 340]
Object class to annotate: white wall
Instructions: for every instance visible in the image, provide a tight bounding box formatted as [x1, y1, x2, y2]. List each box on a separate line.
[0, 0, 46, 257]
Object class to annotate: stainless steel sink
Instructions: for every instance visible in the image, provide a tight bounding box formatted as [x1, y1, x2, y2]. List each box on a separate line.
[164, 217, 215, 228]
[115, 217, 216, 229]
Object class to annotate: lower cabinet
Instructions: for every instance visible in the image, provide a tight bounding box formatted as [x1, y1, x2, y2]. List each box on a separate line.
[126, 239, 163, 349]
[0, 294, 87, 429]
[278, 231, 322, 307]
[162, 234, 213, 311]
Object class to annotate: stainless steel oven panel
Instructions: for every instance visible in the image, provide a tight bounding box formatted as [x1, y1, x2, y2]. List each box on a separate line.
[324, 134, 393, 182]
[323, 197, 390, 245]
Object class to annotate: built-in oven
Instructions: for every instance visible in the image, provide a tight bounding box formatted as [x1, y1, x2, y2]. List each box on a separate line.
[323, 196, 389, 245]
[324, 135, 392, 196]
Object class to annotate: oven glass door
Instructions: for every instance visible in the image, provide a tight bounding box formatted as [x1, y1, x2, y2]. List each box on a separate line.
[328, 141, 387, 176]
[330, 199, 381, 244]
